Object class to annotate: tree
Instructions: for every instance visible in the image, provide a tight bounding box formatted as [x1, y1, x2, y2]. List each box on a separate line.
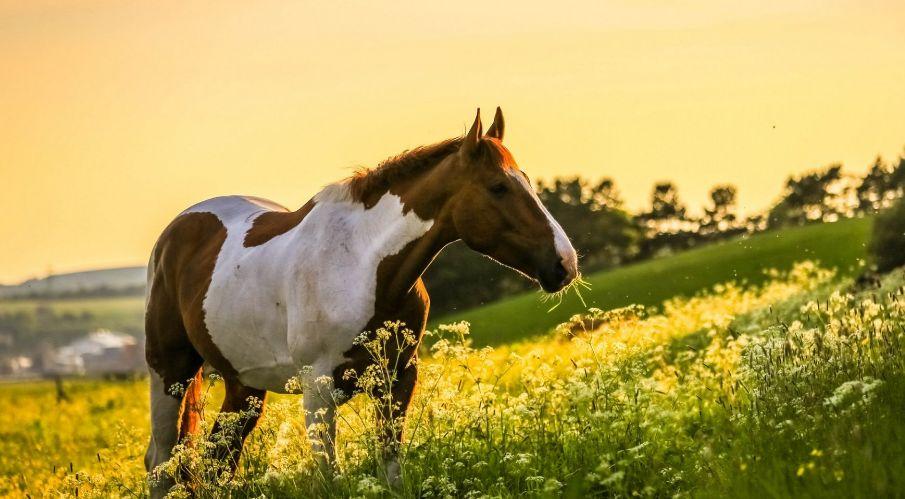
[856, 156, 891, 212]
[637, 182, 690, 236]
[636, 182, 699, 256]
[868, 198, 905, 273]
[648, 182, 687, 223]
[769, 165, 844, 227]
[889, 152, 905, 199]
[701, 184, 738, 235]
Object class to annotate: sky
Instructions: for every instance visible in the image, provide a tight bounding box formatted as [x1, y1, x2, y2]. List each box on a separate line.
[1, 0, 905, 283]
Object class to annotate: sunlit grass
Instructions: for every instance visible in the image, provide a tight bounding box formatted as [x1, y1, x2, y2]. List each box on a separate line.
[2, 259, 904, 498]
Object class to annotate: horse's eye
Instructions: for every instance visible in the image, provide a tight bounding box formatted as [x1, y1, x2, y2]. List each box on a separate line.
[488, 183, 508, 196]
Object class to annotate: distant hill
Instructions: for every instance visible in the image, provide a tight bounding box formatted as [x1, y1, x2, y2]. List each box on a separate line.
[0, 266, 146, 299]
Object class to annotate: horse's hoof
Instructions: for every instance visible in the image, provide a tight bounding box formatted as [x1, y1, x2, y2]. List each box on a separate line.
[385, 459, 402, 488]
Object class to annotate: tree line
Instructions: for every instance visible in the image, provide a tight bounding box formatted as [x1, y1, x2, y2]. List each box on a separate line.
[425, 149, 905, 315]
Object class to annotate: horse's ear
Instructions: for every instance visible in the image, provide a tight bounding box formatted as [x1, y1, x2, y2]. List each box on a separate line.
[461, 108, 482, 156]
[485, 106, 504, 141]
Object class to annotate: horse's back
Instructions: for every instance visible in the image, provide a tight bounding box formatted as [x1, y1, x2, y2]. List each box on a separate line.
[149, 195, 288, 290]
[181, 195, 289, 223]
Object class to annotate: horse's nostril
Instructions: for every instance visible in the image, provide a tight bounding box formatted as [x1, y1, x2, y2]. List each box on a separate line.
[553, 261, 568, 282]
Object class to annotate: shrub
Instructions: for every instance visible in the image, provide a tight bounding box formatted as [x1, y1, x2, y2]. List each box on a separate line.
[868, 198, 905, 273]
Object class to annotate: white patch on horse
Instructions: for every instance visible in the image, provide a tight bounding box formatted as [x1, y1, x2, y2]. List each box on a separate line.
[509, 172, 578, 272]
[182, 187, 433, 392]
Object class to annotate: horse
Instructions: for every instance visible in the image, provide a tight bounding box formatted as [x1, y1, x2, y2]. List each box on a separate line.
[143, 107, 578, 496]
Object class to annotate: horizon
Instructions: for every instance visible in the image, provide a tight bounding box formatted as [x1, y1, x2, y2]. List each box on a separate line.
[2, 0, 905, 283]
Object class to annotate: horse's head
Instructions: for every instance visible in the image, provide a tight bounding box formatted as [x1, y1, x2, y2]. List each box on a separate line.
[442, 108, 578, 293]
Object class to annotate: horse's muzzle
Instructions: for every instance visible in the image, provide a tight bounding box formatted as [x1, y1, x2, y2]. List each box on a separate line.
[538, 258, 577, 293]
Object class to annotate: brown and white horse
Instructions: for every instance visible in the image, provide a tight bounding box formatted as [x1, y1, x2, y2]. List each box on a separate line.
[144, 108, 577, 495]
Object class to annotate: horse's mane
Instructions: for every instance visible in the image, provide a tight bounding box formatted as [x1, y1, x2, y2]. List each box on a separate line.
[346, 137, 464, 203]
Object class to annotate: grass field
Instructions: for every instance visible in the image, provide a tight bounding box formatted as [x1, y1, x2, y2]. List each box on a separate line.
[439, 217, 873, 345]
[2, 261, 904, 498]
[0, 296, 144, 315]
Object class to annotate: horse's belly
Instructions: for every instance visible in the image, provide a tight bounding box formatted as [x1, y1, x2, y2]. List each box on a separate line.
[199, 246, 301, 391]
[202, 264, 374, 393]
[204, 298, 296, 391]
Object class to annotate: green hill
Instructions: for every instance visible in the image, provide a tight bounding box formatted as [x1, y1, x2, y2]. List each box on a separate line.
[0, 266, 145, 299]
[432, 217, 873, 346]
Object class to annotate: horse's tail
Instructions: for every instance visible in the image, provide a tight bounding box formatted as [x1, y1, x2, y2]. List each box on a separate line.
[178, 368, 204, 442]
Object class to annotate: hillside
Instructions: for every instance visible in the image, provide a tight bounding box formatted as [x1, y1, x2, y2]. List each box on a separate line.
[434, 217, 872, 345]
[0, 266, 145, 299]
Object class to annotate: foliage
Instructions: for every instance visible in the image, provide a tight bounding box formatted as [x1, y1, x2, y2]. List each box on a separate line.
[869, 198, 905, 273]
[768, 164, 847, 227]
[700, 184, 739, 236]
[3, 262, 905, 498]
[769, 149, 905, 229]
[643, 181, 688, 226]
[857, 156, 895, 212]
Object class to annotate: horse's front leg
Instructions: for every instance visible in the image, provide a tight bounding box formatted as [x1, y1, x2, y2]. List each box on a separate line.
[377, 362, 418, 487]
[303, 372, 338, 472]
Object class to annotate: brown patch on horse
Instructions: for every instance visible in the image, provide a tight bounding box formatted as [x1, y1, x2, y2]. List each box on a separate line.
[243, 200, 315, 247]
[347, 138, 464, 209]
[146, 212, 239, 384]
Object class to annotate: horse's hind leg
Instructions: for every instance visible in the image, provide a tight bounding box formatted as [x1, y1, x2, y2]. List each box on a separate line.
[144, 286, 203, 498]
[208, 379, 266, 473]
[145, 362, 202, 497]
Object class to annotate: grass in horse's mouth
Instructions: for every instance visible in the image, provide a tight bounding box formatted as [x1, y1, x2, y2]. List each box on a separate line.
[542, 272, 591, 312]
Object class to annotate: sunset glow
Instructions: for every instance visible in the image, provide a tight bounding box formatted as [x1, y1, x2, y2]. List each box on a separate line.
[2, 0, 904, 282]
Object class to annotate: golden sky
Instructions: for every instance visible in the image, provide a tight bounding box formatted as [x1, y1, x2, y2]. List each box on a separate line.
[2, 0, 904, 283]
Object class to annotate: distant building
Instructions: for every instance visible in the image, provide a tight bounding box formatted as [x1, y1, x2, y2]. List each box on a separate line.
[45, 330, 145, 377]
[0, 355, 33, 376]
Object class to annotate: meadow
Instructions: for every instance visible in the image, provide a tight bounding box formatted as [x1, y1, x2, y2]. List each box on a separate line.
[2, 256, 903, 498]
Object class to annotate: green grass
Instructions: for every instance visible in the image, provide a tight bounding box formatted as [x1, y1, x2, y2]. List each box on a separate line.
[5, 258, 904, 498]
[0, 295, 144, 316]
[435, 217, 873, 346]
